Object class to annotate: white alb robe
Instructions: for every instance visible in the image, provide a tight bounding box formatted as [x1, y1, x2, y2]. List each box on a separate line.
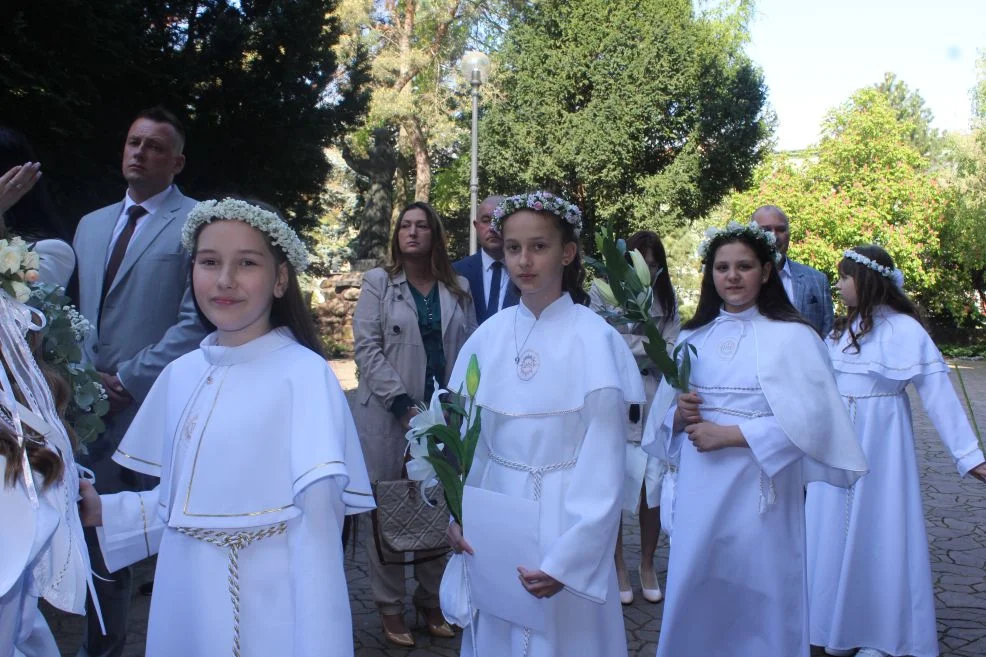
[642, 307, 867, 657]
[807, 308, 985, 657]
[1, 384, 94, 657]
[446, 294, 644, 657]
[96, 328, 375, 657]
[0, 466, 60, 657]
[589, 286, 680, 512]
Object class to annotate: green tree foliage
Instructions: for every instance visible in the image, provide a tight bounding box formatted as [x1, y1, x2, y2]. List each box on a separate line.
[938, 52, 986, 315]
[873, 72, 941, 160]
[0, 0, 367, 230]
[730, 87, 967, 319]
[336, 0, 502, 203]
[477, 0, 770, 240]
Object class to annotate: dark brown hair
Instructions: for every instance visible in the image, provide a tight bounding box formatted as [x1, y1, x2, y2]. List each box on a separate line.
[684, 232, 810, 330]
[387, 202, 469, 302]
[189, 199, 326, 359]
[626, 230, 677, 329]
[1, 336, 75, 489]
[832, 245, 923, 353]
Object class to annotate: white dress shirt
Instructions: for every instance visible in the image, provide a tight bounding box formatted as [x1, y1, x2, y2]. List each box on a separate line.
[778, 257, 794, 302]
[105, 185, 174, 266]
[481, 248, 508, 311]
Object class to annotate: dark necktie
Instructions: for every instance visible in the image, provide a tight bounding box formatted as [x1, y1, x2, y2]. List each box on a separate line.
[102, 205, 147, 302]
[487, 260, 503, 319]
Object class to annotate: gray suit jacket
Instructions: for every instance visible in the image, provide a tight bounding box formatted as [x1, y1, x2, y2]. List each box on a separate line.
[74, 186, 207, 492]
[788, 259, 834, 338]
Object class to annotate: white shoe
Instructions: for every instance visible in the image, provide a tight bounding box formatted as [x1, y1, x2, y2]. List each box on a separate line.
[855, 649, 889, 657]
[638, 565, 663, 603]
[824, 650, 854, 657]
[617, 568, 633, 605]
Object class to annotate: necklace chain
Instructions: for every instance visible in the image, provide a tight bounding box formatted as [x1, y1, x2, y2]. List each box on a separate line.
[513, 310, 539, 363]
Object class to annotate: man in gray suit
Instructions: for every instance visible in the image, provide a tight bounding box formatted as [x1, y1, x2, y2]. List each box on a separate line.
[74, 107, 207, 657]
[752, 205, 834, 337]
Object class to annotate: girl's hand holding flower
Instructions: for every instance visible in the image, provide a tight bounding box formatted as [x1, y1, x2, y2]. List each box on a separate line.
[446, 521, 474, 555]
[674, 391, 703, 431]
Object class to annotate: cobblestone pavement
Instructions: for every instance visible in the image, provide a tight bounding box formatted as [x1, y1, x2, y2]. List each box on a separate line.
[44, 360, 986, 656]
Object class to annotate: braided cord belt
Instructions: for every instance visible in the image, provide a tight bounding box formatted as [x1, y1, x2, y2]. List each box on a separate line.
[486, 448, 577, 657]
[176, 522, 288, 657]
[840, 391, 905, 536]
[696, 404, 778, 513]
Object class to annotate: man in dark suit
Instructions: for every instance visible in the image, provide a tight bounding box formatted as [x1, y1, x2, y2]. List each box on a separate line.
[453, 194, 519, 324]
[73, 107, 207, 657]
[752, 205, 834, 337]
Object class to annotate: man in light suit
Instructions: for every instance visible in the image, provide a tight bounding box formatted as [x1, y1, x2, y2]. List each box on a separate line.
[73, 107, 207, 657]
[753, 205, 834, 337]
[453, 194, 519, 324]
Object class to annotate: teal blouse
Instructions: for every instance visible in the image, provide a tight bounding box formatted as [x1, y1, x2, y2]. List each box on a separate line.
[409, 283, 446, 402]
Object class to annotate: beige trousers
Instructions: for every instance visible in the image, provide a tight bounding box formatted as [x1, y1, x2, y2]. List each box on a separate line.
[367, 538, 446, 615]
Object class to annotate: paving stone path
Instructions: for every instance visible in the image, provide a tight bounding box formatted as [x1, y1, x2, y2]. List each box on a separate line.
[45, 360, 986, 656]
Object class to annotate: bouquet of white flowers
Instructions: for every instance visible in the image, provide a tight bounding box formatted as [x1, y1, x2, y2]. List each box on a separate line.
[403, 354, 482, 526]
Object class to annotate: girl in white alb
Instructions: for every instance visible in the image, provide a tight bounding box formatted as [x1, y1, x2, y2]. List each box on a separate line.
[445, 192, 644, 657]
[642, 222, 868, 657]
[806, 245, 986, 657]
[0, 289, 95, 657]
[78, 198, 375, 657]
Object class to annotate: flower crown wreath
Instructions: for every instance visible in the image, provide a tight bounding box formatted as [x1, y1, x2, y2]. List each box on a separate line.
[182, 198, 311, 272]
[698, 220, 780, 264]
[843, 249, 904, 289]
[491, 191, 583, 237]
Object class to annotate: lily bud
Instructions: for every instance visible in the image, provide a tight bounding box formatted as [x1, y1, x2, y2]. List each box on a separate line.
[629, 249, 651, 289]
[593, 280, 618, 307]
[466, 354, 481, 397]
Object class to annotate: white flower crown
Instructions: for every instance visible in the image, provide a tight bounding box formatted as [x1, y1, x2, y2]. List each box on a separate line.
[182, 198, 311, 272]
[698, 220, 780, 263]
[843, 249, 904, 289]
[491, 191, 583, 237]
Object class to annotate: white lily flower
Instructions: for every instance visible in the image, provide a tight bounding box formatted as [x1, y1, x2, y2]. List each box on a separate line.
[629, 249, 651, 288]
[406, 437, 441, 481]
[405, 378, 448, 442]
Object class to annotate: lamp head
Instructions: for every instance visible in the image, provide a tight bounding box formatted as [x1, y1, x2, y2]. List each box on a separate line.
[460, 50, 491, 84]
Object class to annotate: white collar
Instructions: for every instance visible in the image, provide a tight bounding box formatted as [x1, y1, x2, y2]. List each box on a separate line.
[718, 305, 761, 321]
[480, 248, 503, 272]
[779, 257, 792, 277]
[123, 184, 174, 216]
[517, 292, 574, 321]
[199, 326, 297, 366]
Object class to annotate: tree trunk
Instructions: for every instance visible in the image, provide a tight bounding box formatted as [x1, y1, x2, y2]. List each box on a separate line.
[409, 116, 431, 202]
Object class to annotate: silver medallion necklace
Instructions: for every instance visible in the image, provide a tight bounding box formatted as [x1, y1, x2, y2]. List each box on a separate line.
[513, 309, 540, 380]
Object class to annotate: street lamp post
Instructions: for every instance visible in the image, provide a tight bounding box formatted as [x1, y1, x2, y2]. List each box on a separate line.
[460, 50, 490, 255]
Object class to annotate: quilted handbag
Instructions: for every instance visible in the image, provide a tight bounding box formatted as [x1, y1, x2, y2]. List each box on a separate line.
[371, 479, 451, 565]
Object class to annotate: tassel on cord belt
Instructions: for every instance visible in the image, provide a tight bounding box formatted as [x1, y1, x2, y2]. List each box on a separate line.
[485, 448, 578, 657]
[176, 522, 288, 657]
[841, 391, 904, 535]
[699, 405, 778, 513]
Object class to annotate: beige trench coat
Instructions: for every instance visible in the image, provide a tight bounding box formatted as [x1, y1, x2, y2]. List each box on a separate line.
[351, 267, 477, 482]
